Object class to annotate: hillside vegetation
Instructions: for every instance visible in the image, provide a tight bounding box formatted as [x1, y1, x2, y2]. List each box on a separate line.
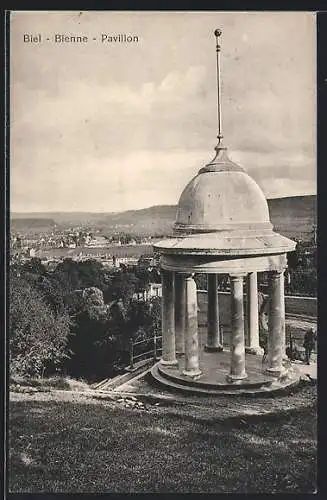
[11, 218, 56, 231]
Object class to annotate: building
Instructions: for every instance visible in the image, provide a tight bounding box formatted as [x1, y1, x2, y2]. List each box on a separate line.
[113, 256, 139, 268]
[85, 236, 109, 247]
[133, 283, 162, 302]
[148, 283, 162, 298]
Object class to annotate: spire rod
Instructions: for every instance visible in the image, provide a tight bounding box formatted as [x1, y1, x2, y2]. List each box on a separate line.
[214, 29, 224, 149]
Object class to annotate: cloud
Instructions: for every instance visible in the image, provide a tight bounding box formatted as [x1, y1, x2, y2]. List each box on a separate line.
[13, 65, 207, 128]
[10, 11, 316, 212]
[11, 149, 208, 212]
[259, 178, 316, 199]
[11, 146, 316, 213]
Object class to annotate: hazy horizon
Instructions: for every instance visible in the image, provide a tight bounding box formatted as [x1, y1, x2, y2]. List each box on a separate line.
[11, 192, 316, 216]
[11, 11, 316, 213]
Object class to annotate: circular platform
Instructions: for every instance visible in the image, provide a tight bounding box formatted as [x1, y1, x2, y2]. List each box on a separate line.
[150, 349, 301, 396]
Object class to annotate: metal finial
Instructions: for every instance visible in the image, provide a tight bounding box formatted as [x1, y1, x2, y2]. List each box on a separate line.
[214, 29, 223, 148]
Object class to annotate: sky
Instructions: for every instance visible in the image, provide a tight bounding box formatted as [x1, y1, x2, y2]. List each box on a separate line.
[10, 11, 316, 213]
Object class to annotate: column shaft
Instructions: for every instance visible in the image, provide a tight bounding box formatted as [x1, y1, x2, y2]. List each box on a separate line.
[160, 269, 177, 366]
[175, 273, 186, 354]
[227, 275, 247, 381]
[183, 275, 201, 377]
[280, 271, 287, 360]
[205, 274, 223, 351]
[246, 272, 263, 355]
[266, 270, 285, 374]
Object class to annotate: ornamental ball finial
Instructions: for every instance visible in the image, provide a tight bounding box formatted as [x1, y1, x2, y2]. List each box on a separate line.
[214, 29, 222, 37]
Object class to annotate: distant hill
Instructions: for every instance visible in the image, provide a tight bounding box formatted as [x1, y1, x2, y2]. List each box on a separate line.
[268, 195, 316, 240]
[99, 195, 316, 239]
[11, 212, 110, 224]
[11, 195, 316, 240]
[11, 218, 56, 231]
[100, 205, 177, 236]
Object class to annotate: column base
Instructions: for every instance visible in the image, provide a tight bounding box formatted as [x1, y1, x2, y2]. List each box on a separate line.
[265, 366, 283, 377]
[160, 358, 178, 367]
[175, 341, 185, 356]
[182, 368, 202, 378]
[226, 372, 248, 382]
[245, 346, 264, 355]
[204, 344, 224, 353]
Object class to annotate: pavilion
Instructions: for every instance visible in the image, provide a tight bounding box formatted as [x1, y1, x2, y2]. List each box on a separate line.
[151, 29, 298, 394]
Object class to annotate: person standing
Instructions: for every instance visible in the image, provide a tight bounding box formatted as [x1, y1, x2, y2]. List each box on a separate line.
[303, 327, 317, 365]
[285, 269, 292, 294]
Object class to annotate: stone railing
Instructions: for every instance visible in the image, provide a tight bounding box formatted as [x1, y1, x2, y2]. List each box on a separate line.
[197, 290, 317, 327]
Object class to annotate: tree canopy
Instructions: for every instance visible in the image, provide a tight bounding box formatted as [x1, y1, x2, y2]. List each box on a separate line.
[9, 273, 71, 377]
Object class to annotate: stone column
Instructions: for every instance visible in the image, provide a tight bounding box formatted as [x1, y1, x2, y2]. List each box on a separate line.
[280, 270, 288, 361]
[175, 272, 186, 355]
[246, 272, 264, 355]
[227, 274, 247, 381]
[266, 269, 285, 375]
[205, 274, 223, 352]
[160, 269, 178, 366]
[183, 274, 202, 377]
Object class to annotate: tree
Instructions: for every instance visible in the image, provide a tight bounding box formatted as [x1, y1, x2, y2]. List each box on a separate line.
[34, 276, 65, 315]
[9, 274, 71, 377]
[52, 258, 107, 295]
[194, 274, 207, 290]
[21, 257, 47, 277]
[106, 270, 140, 305]
[52, 258, 82, 294]
[82, 286, 105, 307]
[66, 289, 124, 379]
[123, 297, 162, 343]
[134, 266, 152, 293]
[148, 296, 162, 338]
[64, 289, 85, 317]
[76, 260, 107, 290]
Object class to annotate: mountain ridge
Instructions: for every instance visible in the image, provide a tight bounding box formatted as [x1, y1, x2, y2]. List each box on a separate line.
[11, 194, 316, 240]
[11, 195, 316, 219]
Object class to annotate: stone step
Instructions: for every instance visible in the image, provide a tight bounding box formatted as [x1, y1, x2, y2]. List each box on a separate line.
[157, 364, 273, 390]
[95, 359, 155, 391]
[150, 363, 300, 397]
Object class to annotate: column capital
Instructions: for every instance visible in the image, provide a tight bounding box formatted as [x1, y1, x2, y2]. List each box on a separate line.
[230, 273, 247, 281]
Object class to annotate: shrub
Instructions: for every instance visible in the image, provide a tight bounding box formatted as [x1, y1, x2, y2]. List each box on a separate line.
[9, 274, 71, 378]
[290, 269, 317, 297]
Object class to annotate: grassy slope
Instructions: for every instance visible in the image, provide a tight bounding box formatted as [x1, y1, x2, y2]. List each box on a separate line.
[9, 399, 316, 493]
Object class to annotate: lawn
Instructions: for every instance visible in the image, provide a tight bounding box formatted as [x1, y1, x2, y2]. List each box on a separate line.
[8, 396, 316, 493]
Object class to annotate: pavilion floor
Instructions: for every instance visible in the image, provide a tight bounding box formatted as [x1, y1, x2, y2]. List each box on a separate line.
[151, 325, 302, 395]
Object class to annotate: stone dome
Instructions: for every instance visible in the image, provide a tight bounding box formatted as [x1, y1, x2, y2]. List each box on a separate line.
[154, 28, 296, 261]
[174, 147, 272, 234]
